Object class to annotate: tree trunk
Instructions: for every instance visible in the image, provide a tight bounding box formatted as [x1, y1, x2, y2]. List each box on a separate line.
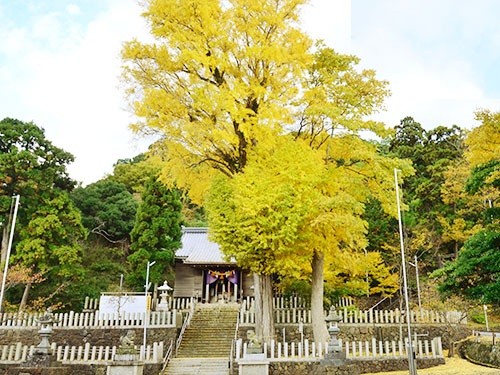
[18, 282, 31, 313]
[253, 273, 275, 344]
[311, 250, 329, 344]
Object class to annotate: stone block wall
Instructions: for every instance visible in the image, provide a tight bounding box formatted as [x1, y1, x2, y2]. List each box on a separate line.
[0, 363, 162, 375]
[459, 340, 500, 369]
[267, 357, 445, 375]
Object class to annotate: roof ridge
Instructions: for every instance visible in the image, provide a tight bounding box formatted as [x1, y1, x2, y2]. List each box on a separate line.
[182, 226, 208, 233]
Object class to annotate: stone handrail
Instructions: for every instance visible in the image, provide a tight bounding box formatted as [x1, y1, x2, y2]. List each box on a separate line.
[229, 310, 240, 373]
[175, 301, 195, 356]
[161, 339, 174, 372]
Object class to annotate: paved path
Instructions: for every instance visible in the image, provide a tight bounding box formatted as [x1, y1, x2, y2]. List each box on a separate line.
[363, 357, 500, 375]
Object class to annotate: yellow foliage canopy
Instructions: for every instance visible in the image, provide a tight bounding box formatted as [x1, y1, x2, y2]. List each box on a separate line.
[466, 110, 500, 167]
[123, 0, 411, 296]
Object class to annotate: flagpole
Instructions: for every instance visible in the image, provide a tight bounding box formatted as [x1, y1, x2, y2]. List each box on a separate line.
[394, 169, 417, 375]
[0, 195, 20, 313]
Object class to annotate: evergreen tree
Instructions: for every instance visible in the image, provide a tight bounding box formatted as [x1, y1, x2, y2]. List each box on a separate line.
[0, 118, 84, 310]
[127, 176, 183, 289]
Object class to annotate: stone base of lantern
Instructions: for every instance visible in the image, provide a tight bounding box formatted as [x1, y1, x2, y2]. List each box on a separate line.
[239, 353, 269, 375]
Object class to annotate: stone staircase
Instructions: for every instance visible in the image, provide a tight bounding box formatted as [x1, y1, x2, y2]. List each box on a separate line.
[163, 303, 239, 374]
[165, 358, 229, 375]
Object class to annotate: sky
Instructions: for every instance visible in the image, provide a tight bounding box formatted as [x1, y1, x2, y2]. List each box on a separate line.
[1, 0, 499, 185]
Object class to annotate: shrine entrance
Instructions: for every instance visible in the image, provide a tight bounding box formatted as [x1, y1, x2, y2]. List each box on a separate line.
[203, 269, 240, 303]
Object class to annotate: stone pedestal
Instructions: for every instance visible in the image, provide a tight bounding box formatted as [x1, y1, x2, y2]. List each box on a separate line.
[238, 353, 270, 375]
[321, 362, 361, 375]
[321, 350, 347, 367]
[10, 354, 70, 375]
[107, 353, 144, 375]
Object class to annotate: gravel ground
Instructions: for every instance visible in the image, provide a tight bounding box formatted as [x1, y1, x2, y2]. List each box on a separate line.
[362, 357, 500, 375]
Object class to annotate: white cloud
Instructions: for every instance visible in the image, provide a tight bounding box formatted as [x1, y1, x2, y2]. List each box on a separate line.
[66, 4, 81, 15]
[350, 0, 500, 130]
[0, 0, 151, 185]
[301, 0, 351, 52]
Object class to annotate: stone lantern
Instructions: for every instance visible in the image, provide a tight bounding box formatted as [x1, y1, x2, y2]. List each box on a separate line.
[35, 308, 57, 355]
[157, 281, 172, 311]
[323, 306, 346, 365]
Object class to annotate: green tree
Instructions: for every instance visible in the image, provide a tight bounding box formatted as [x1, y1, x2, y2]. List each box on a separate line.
[0, 118, 84, 310]
[14, 191, 86, 309]
[388, 117, 467, 268]
[109, 153, 159, 197]
[433, 230, 499, 304]
[109, 152, 207, 226]
[0, 118, 75, 261]
[127, 176, 182, 289]
[71, 180, 137, 246]
[433, 109, 499, 306]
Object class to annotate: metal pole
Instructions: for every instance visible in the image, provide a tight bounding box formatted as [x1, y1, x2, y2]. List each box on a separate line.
[484, 305, 489, 332]
[364, 249, 369, 297]
[142, 260, 155, 359]
[394, 169, 417, 375]
[409, 255, 422, 311]
[0, 195, 20, 313]
[414, 255, 421, 311]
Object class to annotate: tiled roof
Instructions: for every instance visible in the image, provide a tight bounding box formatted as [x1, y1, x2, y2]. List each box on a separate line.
[176, 227, 236, 265]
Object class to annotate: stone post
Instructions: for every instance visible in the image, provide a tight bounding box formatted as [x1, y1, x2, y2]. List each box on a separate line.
[238, 329, 269, 375]
[12, 309, 70, 374]
[107, 330, 144, 375]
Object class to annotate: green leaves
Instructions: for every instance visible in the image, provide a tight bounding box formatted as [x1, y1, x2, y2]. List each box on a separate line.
[434, 230, 500, 304]
[71, 180, 137, 242]
[127, 176, 182, 288]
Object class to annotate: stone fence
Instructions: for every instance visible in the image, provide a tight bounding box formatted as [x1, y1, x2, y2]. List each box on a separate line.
[239, 306, 466, 326]
[0, 310, 177, 329]
[0, 341, 165, 364]
[233, 337, 443, 362]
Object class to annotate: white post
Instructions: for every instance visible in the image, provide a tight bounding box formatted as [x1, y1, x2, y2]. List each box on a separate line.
[484, 305, 489, 331]
[410, 255, 422, 310]
[143, 260, 156, 359]
[394, 169, 417, 375]
[0, 195, 20, 313]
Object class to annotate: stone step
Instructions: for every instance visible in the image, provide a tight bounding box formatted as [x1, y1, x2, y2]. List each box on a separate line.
[171, 305, 239, 366]
[164, 357, 229, 375]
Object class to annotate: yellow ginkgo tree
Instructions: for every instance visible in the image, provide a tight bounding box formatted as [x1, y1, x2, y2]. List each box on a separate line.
[122, 0, 412, 343]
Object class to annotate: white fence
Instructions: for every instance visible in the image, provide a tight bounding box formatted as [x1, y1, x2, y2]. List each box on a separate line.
[241, 296, 354, 311]
[234, 337, 443, 361]
[239, 306, 466, 325]
[84, 296, 194, 312]
[0, 341, 164, 364]
[0, 310, 177, 329]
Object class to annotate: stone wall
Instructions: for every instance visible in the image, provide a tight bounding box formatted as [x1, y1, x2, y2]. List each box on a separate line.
[459, 340, 500, 369]
[0, 363, 162, 375]
[267, 357, 445, 375]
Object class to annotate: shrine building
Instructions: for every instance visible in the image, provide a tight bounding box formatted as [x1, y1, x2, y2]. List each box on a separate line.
[173, 227, 254, 303]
